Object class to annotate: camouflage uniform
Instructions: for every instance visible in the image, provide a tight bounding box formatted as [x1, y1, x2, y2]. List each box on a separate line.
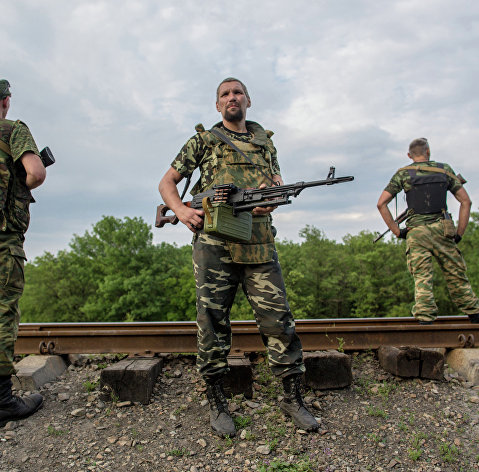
[171, 122, 305, 381]
[385, 161, 479, 321]
[0, 119, 38, 376]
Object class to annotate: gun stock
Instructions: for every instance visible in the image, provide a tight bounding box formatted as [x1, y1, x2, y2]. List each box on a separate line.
[155, 204, 179, 228]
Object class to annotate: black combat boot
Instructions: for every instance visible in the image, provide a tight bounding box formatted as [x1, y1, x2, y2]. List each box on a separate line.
[280, 374, 319, 432]
[205, 378, 236, 437]
[469, 314, 479, 323]
[0, 375, 43, 426]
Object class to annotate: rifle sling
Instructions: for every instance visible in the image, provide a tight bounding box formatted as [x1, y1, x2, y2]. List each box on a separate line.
[0, 140, 11, 156]
[398, 165, 462, 184]
[210, 127, 278, 187]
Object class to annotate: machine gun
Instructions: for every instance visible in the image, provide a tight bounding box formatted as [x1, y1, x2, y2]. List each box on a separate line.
[373, 209, 411, 243]
[156, 167, 354, 239]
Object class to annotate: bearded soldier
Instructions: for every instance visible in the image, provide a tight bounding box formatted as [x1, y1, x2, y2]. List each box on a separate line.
[159, 78, 319, 436]
[377, 137, 479, 324]
[0, 79, 45, 425]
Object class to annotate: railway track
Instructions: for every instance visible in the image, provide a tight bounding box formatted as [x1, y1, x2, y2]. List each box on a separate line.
[15, 316, 477, 356]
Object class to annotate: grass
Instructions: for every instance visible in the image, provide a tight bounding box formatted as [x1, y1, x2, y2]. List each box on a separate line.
[408, 431, 428, 461]
[233, 415, 252, 429]
[83, 380, 99, 392]
[47, 425, 67, 436]
[439, 442, 460, 463]
[166, 447, 187, 457]
[366, 405, 388, 418]
[258, 458, 315, 472]
[255, 358, 282, 399]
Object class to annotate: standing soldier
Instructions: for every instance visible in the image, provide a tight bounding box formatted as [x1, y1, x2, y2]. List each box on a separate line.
[0, 79, 45, 425]
[377, 137, 479, 324]
[159, 78, 319, 437]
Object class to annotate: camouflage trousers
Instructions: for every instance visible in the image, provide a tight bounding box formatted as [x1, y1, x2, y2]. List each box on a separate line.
[192, 233, 305, 381]
[406, 220, 479, 321]
[0, 245, 25, 376]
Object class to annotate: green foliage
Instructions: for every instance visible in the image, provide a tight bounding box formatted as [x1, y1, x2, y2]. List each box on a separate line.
[233, 415, 252, 429]
[20, 213, 479, 322]
[439, 442, 460, 463]
[83, 380, 98, 392]
[258, 458, 315, 472]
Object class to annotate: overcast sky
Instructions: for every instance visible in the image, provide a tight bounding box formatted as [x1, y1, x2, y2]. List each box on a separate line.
[2, 0, 478, 259]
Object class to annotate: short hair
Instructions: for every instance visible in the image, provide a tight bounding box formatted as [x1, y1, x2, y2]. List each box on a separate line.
[409, 137, 429, 157]
[216, 77, 250, 102]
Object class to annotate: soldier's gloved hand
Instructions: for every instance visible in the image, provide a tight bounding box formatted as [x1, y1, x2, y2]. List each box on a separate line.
[398, 228, 409, 239]
[454, 234, 462, 244]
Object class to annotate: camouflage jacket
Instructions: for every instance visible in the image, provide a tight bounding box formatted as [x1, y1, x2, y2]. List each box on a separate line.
[171, 121, 280, 263]
[0, 119, 39, 245]
[384, 160, 463, 228]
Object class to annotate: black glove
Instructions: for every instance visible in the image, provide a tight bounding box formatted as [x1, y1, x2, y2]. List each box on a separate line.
[398, 228, 409, 239]
[454, 234, 462, 244]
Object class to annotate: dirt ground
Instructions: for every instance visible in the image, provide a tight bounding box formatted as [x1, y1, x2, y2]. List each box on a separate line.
[1, 351, 478, 472]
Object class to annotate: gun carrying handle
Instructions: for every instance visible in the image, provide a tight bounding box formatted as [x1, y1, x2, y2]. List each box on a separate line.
[155, 204, 179, 228]
[202, 197, 214, 225]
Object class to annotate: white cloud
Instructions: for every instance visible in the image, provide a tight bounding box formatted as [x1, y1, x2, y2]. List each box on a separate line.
[1, 0, 477, 258]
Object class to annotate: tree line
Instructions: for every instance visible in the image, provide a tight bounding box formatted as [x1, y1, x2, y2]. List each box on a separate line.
[20, 213, 479, 322]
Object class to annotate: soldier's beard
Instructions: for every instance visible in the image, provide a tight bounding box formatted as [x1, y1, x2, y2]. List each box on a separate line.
[224, 108, 244, 122]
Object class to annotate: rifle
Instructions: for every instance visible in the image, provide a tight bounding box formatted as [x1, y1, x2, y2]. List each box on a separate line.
[156, 166, 354, 229]
[39, 147, 55, 167]
[373, 209, 410, 243]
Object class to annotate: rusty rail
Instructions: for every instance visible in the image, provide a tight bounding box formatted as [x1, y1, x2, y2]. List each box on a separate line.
[15, 316, 477, 356]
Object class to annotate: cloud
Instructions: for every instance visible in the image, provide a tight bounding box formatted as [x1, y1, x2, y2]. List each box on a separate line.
[1, 0, 477, 259]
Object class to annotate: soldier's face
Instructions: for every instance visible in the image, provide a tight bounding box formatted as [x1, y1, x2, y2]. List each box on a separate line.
[1, 97, 9, 118]
[216, 81, 250, 122]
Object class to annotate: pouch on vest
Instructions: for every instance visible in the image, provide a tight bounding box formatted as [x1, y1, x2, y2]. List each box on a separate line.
[226, 216, 275, 264]
[442, 211, 456, 239]
[202, 197, 252, 243]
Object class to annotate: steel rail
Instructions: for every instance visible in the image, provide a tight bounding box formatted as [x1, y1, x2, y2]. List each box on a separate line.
[15, 316, 477, 355]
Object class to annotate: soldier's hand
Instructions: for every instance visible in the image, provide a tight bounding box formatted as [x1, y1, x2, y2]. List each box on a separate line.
[252, 183, 278, 215]
[176, 206, 204, 233]
[398, 228, 409, 239]
[454, 234, 462, 244]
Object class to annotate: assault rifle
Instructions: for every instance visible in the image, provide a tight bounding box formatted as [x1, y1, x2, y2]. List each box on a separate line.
[373, 209, 411, 243]
[155, 166, 354, 228]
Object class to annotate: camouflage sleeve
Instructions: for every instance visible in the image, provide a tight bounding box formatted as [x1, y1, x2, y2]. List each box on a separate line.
[170, 134, 205, 177]
[9, 121, 40, 163]
[270, 142, 281, 176]
[384, 170, 403, 196]
[443, 163, 463, 195]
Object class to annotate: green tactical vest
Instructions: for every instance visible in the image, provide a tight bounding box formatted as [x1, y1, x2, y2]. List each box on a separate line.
[0, 119, 34, 237]
[194, 121, 276, 264]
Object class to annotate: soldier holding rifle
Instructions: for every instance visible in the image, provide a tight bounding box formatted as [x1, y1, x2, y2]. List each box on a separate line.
[159, 78, 320, 437]
[377, 137, 479, 325]
[0, 79, 46, 425]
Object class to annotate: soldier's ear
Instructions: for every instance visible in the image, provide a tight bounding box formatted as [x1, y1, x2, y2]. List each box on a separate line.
[216, 101, 220, 112]
[247, 98, 251, 108]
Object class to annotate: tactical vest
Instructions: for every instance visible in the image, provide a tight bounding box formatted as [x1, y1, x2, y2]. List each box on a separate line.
[405, 163, 448, 214]
[194, 121, 276, 263]
[0, 119, 34, 235]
